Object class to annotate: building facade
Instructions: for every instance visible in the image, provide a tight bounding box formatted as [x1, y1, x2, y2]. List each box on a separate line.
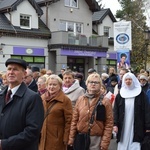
[0, 0, 116, 77]
[0, 0, 50, 71]
[92, 8, 117, 72]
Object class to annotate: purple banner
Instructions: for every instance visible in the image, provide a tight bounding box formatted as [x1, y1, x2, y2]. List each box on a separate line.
[13, 47, 44, 56]
[61, 49, 106, 57]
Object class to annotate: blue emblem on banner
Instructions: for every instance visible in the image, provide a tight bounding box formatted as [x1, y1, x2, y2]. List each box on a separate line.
[116, 33, 129, 44]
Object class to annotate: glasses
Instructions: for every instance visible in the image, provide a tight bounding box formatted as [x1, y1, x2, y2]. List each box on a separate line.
[88, 81, 100, 85]
[37, 82, 45, 85]
[24, 75, 31, 79]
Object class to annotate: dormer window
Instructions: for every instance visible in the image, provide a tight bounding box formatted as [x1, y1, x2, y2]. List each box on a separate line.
[20, 14, 31, 29]
[65, 0, 78, 8]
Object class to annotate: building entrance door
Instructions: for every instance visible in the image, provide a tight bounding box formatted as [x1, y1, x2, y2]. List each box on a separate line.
[67, 57, 85, 74]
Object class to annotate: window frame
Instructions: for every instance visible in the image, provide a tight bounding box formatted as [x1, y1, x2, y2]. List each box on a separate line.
[20, 14, 31, 29]
[65, 0, 78, 8]
[60, 20, 83, 34]
[103, 26, 110, 37]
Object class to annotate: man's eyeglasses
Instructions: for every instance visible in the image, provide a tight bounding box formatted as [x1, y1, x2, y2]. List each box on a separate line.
[24, 75, 31, 79]
[37, 82, 45, 85]
[88, 81, 100, 85]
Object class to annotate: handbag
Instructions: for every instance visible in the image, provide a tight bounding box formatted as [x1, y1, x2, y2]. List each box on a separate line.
[73, 95, 104, 150]
[73, 132, 90, 150]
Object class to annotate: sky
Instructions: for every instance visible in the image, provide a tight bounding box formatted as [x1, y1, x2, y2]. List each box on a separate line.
[101, 0, 150, 27]
[101, 0, 121, 16]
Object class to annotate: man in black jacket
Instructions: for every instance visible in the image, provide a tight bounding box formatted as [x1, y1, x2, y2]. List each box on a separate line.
[24, 68, 38, 92]
[0, 58, 44, 150]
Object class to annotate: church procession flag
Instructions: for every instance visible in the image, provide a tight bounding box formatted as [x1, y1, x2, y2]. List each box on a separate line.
[114, 21, 132, 70]
[114, 21, 132, 51]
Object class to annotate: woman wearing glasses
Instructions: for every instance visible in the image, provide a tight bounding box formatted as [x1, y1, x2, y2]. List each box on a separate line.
[68, 73, 113, 150]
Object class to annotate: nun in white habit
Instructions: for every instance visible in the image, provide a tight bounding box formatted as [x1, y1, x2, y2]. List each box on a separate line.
[113, 72, 148, 150]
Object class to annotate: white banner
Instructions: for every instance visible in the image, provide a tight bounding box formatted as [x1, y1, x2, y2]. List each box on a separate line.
[114, 21, 132, 51]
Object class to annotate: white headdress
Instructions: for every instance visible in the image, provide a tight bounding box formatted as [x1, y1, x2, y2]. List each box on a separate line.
[120, 72, 141, 98]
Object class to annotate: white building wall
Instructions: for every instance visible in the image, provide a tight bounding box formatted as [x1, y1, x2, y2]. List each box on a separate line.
[98, 15, 114, 37]
[40, 0, 93, 38]
[0, 37, 48, 71]
[5, 1, 38, 28]
[97, 15, 115, 52]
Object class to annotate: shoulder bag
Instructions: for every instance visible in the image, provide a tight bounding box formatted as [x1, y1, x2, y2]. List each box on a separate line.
[44, 100, 57, 119]
[73, 95, 104, 150]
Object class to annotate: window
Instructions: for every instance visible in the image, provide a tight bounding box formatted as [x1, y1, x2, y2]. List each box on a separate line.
[11, 56, 45, 68]
[68, 22, 74, 32]
[60, 21, 83, 34]
[65, 0, 78, 8]
[20, 14, 31, 29]
[104, 26, 110, 36]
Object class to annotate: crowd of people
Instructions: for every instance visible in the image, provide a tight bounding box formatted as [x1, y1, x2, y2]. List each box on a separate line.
[0, 58, 150, 150]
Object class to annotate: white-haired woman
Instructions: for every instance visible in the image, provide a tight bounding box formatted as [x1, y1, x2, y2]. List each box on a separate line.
[39, 75, 72, 150]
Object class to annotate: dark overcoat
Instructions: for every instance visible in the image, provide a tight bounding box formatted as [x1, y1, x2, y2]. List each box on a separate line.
[28, 79, 38, 92]
[0, 82, 44, 150]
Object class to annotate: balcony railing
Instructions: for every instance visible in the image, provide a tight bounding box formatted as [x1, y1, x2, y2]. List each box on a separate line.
[50, 31, 108, 47]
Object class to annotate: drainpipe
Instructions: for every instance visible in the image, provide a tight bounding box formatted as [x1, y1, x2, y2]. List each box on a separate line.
[45, 2, 49, 26]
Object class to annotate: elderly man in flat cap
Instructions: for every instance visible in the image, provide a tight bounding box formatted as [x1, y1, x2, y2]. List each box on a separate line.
[31, 66, 40, 82]
[0, 58, 44, 150]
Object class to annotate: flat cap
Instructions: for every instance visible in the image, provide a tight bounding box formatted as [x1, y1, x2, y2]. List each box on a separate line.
[31, 66, 40, 72]
[5, 58, 27, 70]
[88, 68, 96, 73]
[75, 73, 83, 79]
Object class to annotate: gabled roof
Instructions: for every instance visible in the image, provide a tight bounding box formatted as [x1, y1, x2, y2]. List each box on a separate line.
[35, 0, 101, 12]
[0, 0, 43, 16]
[92, 8, 117, 24]
[0, 13, 51, 38]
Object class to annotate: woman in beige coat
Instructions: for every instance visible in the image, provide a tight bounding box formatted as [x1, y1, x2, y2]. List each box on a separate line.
[68, 73, 113, 150]
[39, 75, 72, 150]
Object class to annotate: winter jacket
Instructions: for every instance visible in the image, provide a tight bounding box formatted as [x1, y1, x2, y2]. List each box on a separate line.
[68, 94, 113, 150]
[39, 90, 73, 150]
[0, 82, 44, 150]
[63, 79, 85, 108]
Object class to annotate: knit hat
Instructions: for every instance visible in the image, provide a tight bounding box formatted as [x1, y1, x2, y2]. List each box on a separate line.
[101, 73, 109, 78]
[139, 74, 148, 81]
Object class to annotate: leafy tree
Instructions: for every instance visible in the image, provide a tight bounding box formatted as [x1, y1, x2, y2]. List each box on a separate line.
[116, 0, 148, 72]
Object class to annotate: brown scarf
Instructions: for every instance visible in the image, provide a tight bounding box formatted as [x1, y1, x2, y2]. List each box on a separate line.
[43, 90, 61, 102]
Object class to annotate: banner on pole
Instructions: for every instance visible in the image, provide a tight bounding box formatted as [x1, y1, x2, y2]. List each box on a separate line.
[114, 21, 132, 51]
[117, 50, 130, 71]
